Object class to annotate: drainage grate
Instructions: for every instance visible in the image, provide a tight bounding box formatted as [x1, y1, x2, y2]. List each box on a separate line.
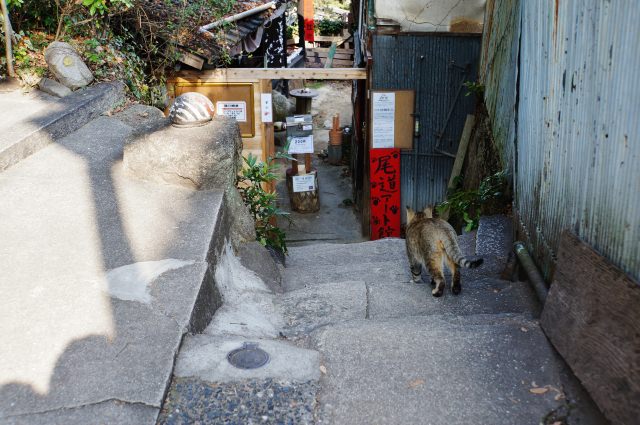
[227, 342, 270, 369]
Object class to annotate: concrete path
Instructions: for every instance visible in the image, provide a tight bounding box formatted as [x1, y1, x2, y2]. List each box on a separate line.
[275, 155, 365, 247]
[0, 105, 230, 424]
[161, 218, 607, 425]
[0, 82, 124, 172]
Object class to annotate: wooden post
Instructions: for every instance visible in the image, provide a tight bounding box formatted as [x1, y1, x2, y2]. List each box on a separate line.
[259, 79, 275, 191]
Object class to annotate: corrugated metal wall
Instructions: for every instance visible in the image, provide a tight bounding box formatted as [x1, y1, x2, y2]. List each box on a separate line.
[482, 0, 640, 282]
[480, 0, 520, 173]
[371, 34, 481, 219]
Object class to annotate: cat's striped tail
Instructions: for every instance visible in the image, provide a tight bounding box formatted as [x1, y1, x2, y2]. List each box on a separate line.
[458, 256, 484, 268]
[443, 239, 484, 268]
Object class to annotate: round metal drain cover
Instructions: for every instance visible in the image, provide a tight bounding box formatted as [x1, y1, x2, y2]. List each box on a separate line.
[227, 342, 270, 369]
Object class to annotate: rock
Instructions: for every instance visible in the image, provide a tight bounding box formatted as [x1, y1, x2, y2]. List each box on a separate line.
[44, 42, 93, 90]
[124, 116, 242, 191]
[272, 90, 295, 122]
[37, 77, 72, 98]
[225, 186, 256, 249]
[323, 119, 332, 129]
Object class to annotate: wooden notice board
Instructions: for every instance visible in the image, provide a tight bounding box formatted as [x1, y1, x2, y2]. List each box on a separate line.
[174, 82, 255, 137]
[370, 90, 415, 150]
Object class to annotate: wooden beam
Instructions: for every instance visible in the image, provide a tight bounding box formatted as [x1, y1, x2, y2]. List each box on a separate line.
[306, 58, 354, 67]
[447, 115, 475, 189]
[541, 232, 640, 425]
[259, 79, 275, 192]
[307, 50, 353, 60]
[324, 42, 337, 68]
[177, 49, 205, 70]
[310, 47, 355, 54]
[175, 68, 366, 81]
[314, 35, 351, 46]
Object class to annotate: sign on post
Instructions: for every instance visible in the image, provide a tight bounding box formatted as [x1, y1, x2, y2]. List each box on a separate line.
[288, 135, 314, 154]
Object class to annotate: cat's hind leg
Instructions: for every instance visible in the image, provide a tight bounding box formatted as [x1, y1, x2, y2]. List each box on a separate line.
[446, 254, 461, 295]
[406, 244, 423, 283]
[427, 252, 446, 297]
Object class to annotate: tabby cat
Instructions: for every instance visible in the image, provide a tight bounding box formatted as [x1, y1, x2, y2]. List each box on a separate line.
[405, 206, 483, 297]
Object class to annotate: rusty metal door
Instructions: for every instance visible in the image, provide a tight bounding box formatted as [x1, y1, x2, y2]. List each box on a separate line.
[370, 33, 481, 221]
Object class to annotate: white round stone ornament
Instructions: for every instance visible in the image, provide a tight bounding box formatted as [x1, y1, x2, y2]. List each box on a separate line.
[169, 92, 215, 127]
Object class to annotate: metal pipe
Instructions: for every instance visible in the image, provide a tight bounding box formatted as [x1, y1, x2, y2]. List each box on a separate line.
[1, 0, 15, 77]
[514, 241, 548, 304]
[199, 1, 276, 33]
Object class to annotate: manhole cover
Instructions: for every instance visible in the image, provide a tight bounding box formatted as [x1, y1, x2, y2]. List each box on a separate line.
[227, 342, 270, 369]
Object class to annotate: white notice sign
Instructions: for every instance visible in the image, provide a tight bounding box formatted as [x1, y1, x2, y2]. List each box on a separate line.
[216, 101, 247, 122]
[260, 93, 273, 123]
[288, 135, 314, 154]
[372, 92, 395, 148]
[292, 174, 316, 192]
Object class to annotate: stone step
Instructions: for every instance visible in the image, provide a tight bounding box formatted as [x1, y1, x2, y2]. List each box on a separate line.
[279, 281, 367, 337]
[285, 231, 479, 272]
[368, 278, 540, 320]
[0, 81, 124, 173]
[283, 259, 409, 291]
[311, 315, 607, 425]
[476, 214, 514, 259]
[285, 238, 407, 268]
[283, 253, 506, 293]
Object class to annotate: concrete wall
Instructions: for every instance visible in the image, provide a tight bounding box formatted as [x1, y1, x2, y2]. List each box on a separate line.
[374, 0, 485, 33]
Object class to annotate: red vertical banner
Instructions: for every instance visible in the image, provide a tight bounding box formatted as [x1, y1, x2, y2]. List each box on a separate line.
[302, 0, 314, 42]
[304, 18, 315, 42]
[370, 148, 401, 240]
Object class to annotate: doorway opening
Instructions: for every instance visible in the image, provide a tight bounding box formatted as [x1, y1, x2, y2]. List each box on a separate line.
[273, 78, 364, 247]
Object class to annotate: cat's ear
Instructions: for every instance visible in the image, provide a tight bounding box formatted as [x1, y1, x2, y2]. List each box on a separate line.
[423, 205, 433, 218]
[406, 206, 415, 223]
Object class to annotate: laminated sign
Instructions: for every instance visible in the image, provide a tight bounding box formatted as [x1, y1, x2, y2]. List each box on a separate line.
[370, 148, 401, 240]
[288, 135, 314, 154]
[292, 174, 315, 192]
[216, 101, 247, 122]
[371, 92, 395, 149]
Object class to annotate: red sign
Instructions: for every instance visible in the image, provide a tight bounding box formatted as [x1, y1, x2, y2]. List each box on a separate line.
[304, 18, 315, 42]
[370, 148, 401, 240]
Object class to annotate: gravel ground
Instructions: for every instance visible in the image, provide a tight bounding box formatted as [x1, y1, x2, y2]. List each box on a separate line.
[158, 377, 318, 425]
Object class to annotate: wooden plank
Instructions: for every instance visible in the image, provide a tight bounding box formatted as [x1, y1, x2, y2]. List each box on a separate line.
[177, 49, 205, 70]
[175, 68, 366, 80]
[324, 42, 337, 68]
[307, 51, 353, 60]
[310, 47, 354, 54]
[447, 115, 475, 188]
[305, 58, 354, 67]
[259, 79, 275, 191]
[541, 231, 640, 425]
[314, 35, 351, 46]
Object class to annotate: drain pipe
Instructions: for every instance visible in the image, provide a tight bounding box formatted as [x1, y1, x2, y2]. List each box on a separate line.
[514, 241, 548, 304]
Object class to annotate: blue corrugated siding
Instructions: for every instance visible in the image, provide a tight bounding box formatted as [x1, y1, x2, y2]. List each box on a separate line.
[372, 34, 481, 219]
[482, 0, 640, 282]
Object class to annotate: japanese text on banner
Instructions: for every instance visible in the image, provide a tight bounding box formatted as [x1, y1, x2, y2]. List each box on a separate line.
[370, 148, 401, 240]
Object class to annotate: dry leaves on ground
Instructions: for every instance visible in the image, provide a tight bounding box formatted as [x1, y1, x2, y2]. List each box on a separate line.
[408, 379, 425, 389]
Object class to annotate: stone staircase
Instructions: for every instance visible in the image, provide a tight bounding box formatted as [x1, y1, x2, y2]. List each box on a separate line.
[160, 217, 607, 425]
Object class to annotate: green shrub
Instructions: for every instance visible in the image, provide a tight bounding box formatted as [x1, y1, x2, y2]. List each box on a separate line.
[436, 171, 508, 232]
[237, 152, 292, 255]
[316, 18, 343, 36]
